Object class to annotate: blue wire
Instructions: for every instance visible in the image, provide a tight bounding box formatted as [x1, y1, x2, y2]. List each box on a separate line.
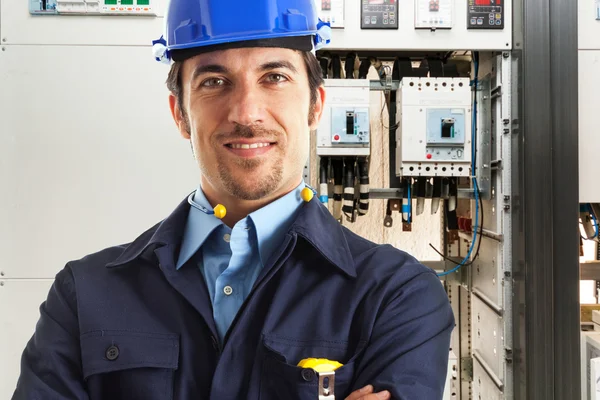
[437, 52, 480, 277]
[437, 178, 479, 276]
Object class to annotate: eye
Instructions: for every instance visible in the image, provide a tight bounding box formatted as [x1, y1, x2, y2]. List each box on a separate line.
[201, 77, 226, 87]
[266, 73, 288, 83]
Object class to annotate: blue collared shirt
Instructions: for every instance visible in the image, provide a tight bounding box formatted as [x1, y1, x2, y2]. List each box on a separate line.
[176, 181, 306, 341]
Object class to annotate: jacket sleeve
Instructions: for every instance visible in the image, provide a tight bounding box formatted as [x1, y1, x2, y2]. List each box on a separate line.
[12, 266, 89, 400]
[353, 267, 455, 399]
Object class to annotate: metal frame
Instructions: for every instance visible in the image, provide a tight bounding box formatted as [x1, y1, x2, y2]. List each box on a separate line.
[515, 0, 580, 398]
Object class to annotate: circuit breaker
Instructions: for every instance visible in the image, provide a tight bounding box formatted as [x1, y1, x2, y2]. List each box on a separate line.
[395, 77, 472, 178]
[317, 80, 371, 157]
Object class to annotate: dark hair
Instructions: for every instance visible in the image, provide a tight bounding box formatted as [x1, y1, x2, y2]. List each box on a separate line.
[166, 51, 323, 116]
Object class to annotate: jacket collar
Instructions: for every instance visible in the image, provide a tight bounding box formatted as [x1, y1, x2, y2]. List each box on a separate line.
[289, 197, 357, 278]
[106, 193, 356, 278]
[105, 194, 191, 268]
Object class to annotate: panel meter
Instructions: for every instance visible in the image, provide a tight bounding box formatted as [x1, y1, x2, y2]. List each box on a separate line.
[317, 80, 370, 157]
[415, 0, 453, 29]
[395, 77, 472, 178]
[361, 0, 398, 29]
[467, 0, 504, 29]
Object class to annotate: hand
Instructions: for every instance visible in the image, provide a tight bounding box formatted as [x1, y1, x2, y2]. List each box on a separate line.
[345, 384, 391, 400]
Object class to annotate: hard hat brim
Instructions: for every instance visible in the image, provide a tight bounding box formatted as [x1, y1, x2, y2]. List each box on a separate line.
[171, 35, 314, 62]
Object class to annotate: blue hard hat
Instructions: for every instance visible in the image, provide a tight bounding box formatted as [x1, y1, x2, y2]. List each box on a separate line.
[152, 0, 331, 64]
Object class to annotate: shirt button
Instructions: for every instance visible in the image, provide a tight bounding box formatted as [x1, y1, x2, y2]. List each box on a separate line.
[301, 368, 315, 382]
[223, 285, 233, 296]
[223, 234, 231, 243]
[105, 345, 119, 361]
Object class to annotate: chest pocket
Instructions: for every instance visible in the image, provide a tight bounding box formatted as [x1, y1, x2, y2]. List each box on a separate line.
[80, 330, 179, 400]
[259, 334, 366, 400]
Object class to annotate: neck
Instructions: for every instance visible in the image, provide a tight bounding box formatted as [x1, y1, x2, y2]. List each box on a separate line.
[200, 176, 303, 228]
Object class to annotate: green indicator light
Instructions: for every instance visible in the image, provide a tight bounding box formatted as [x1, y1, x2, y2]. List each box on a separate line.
[137, 0, 149, 5]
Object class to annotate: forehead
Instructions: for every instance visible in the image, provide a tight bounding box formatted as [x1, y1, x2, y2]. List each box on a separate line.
[182, 47, 306, 75]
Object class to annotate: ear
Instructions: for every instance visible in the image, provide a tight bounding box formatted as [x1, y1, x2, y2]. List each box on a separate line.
[169, 94, 191, 140]
[309, 85, 326, 130]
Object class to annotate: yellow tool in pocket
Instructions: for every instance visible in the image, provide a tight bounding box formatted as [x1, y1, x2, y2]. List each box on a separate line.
[297, 358, 343, 400]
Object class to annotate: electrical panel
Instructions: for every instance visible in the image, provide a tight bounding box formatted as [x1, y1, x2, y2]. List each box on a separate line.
[361, 0, 399, 29]
[415, 0, 453, 29]
[395, 77, 472, 178]
[581, 332, 600, 400]
[467, 0, 504, 29]
[317, 80, 370, 157]
[30, 0, 155, 15]
[319, 0, 345, 28]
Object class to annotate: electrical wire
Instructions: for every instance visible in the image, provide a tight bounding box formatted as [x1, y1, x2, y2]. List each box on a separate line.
[437, 178, 480, 276]
[430, 180, 483, 267]
[436, 51, 480, 277]
[581, 203, 599, 241]
[380, 95, 400, 131]
[590, 205, 598, 239]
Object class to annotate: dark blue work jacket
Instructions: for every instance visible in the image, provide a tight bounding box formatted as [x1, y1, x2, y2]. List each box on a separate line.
[13, 195, 454, 400]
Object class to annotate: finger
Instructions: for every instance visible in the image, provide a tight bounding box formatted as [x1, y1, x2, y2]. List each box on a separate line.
[355, 391, 392, 400]
[344, 385, 373, 400]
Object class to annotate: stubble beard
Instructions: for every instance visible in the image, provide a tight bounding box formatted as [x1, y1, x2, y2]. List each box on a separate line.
[215, 124, 285, 201]
[217, 150, 284, 201]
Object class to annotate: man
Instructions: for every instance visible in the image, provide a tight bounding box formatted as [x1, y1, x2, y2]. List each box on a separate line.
[13, 1, 454, 399]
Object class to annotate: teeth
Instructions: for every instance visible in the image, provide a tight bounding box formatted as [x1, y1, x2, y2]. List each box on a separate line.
[229, 143, 270, 149]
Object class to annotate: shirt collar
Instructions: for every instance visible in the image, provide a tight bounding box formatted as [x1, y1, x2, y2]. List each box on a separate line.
[174, 186, 224, 269]
[106, 189, 356, 278]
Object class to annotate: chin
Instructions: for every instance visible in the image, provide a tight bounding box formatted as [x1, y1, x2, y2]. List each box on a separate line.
[223, 177, 280, 201]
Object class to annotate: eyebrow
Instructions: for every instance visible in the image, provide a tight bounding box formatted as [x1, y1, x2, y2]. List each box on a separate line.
[259, 60, 299, 74]
[191, 64, 229, 82]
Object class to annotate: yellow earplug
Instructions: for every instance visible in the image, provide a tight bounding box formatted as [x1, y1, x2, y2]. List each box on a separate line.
[301, 187, 314, 203]
[213, 204, 227, 219]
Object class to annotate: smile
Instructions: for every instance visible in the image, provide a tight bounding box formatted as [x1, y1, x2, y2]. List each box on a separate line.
[226, 142, 272, 149]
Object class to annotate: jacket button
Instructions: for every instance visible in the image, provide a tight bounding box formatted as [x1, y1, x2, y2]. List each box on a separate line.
[301, 368, 315, 382]
[105, 345, 120, 361]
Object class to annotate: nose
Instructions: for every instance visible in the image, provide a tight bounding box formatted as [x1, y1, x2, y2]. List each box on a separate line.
[227, 82, 265, 126]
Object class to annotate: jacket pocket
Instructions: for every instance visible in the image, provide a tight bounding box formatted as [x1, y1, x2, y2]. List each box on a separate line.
[80, 330, 179, 400]
[259, 335, 366, 400]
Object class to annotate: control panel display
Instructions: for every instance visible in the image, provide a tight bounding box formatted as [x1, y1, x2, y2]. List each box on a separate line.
[361, 0, 398, 29]
[467, 0, 503, 29]
[415, 0, 452, 29]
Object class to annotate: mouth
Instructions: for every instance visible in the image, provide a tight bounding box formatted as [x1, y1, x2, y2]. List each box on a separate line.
[224, 140, 276, 157]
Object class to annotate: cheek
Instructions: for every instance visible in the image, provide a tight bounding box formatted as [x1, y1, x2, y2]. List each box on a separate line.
[188, 100, 225, 145]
